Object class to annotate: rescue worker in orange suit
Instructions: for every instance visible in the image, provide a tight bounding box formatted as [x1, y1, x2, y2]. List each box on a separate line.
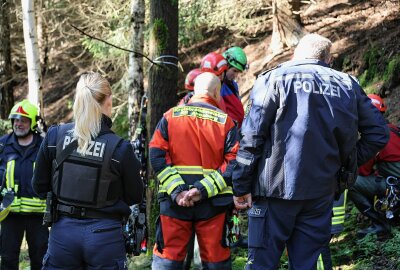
[0, 99, 48, 270]
[349, 94, 400, 237]
[150, 72, 239, 270]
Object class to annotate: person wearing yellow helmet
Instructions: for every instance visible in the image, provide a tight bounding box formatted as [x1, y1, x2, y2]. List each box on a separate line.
[0, 99, 48, 270]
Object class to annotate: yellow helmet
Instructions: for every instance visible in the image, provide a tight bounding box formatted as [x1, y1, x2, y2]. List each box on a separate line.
[8, 99, 39, 131]
[0, 191, 15, 222]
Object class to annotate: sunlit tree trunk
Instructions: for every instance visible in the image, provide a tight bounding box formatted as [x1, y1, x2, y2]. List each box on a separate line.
[147, 0, 179, 246]
[37, 0, 49, 75]
[21, 0, 42, 112]
[127, 0, 145, 140]
[269, 0, 306, 54]
[0, 0, 14, 119]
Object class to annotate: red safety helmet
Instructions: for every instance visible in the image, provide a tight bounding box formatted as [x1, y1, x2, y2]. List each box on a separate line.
[367, 94, 386, 112]
[200, 52, 228, 77]
[184, 68, 203, 91]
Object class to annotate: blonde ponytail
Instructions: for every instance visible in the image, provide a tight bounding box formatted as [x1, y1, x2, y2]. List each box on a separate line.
[73, 72, 111, 155]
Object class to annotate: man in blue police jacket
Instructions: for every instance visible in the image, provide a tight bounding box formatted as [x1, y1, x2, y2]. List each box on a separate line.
[232, 34, 389, 270]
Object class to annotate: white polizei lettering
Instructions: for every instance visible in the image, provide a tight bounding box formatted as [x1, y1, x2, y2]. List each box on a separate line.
[302, 81, 312, 93]
[62, 136, 71, 150]
[331, 85, 340, 97]
[322, 83, 331, 96]
[293, 81, 302, 93]
[85, 141, 94, 156]
[313, 83, 322, 94]
[93, 142, 102, 157]
[100, 143, 106, 158]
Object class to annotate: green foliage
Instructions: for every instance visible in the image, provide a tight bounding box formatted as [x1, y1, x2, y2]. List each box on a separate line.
[171, 0, 178, 7]
[151, 19, 169, 54]
[383, 54, 400, 82]
[359, 46, 381, 87]
[179, 1, 205, 47]
[0, 119, 12, 136]
[112, 105, 129, 139]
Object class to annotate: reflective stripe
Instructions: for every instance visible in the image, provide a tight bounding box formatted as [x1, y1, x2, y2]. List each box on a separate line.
[5, 160, 46, 213]
[200, 176, 218, 197]
[174, 166, 214, 175]
[209, 171, 227, 191]
[317, 254, 325, 270]
[219, 186, 233, 195]
[10, 197, 46, 213]
[157, 165, 233, 197]
[172, 106, 227, 124]
[157, 167, 185, 195]
[158, 167, 177, 184]
[6, 160, 15, 190]
[332, 190, 348, 225]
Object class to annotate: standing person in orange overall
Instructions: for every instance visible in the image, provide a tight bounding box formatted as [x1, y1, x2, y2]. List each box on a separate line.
[150, 72, 239, 270]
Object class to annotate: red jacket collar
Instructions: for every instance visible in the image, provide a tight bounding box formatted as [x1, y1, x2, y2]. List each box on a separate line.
[189, 94, 221, 109]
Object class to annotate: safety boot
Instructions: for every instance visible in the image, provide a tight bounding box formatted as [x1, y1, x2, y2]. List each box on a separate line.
[357, 223, 392, 238]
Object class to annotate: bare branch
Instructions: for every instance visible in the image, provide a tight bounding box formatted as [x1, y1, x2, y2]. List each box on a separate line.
[70, 24, 160, 66]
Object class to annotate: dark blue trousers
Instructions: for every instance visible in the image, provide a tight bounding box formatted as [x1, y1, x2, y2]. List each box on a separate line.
[246, 196, 334, 270]
[0, 213, 48, 270]
[42, 216, 127, 270]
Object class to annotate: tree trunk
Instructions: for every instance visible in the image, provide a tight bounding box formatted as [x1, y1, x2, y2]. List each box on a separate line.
[0, 0, 14, 119]
[128, 0, 145, 140]
[147, 0, 179, 246]
[21, 0, 42, 113]
[269, 0, 306, 55]
[36, 0, 49, 76]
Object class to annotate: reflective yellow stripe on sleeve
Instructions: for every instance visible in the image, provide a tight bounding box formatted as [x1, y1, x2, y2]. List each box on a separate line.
[200, 176, 218, 198]
[157, 167, 185, 195]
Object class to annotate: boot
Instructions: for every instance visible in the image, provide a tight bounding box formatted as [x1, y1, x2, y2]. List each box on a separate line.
[357, 222, 392, 238]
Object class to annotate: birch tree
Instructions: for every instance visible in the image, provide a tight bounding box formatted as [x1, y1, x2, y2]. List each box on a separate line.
[21, 0, 42, 112]
[127, 0, 145, 140]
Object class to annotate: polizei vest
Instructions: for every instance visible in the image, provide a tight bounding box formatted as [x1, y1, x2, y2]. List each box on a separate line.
[52, 123, 122, 208]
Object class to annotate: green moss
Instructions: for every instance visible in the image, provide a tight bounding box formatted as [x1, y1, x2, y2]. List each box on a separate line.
[151, 19, 169, 54]
[170, 0, 178, 7]
[383, 54, 400, 82]
[359, 46, 381, 87]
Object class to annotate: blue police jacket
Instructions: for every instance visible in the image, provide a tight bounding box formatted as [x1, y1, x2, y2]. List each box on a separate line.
[233, 59, 389, 200]
[32, 115, 144, 217]
[0, 132, 43, 201]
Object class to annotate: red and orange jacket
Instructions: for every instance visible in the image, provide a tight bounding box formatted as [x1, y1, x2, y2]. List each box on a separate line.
[359, 123, 400, 177]
[149, 94, 239, 203]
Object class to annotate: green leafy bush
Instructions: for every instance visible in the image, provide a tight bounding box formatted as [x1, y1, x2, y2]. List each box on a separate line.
[0, 119, 12, 136]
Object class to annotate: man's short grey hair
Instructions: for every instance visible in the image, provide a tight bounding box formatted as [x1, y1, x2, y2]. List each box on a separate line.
[293, 34, 332, 62]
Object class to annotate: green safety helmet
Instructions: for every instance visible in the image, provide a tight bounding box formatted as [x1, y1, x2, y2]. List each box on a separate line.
[8, 99, 39, 131]
[222, 47, 248, 72]
[0, 191, 14, 222]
